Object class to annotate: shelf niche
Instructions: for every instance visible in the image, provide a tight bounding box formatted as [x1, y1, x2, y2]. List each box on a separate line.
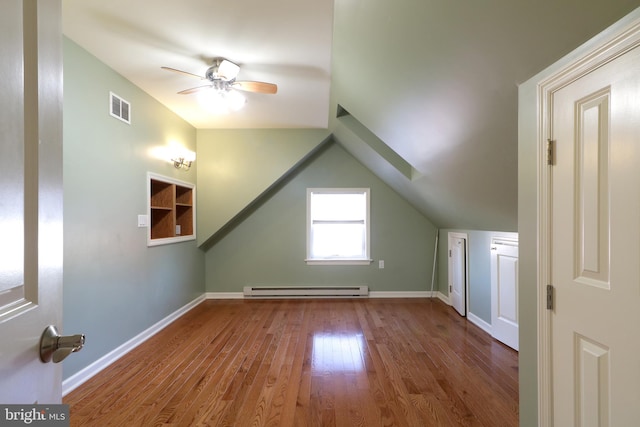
[148, 172, 195, 246]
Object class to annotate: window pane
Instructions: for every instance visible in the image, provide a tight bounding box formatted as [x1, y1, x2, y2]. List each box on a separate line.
[311, 223, 365, 258]
[311, 193, 365, 221]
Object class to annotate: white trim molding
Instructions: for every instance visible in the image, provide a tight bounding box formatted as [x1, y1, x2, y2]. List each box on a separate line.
[205, 292, 244, 299]
[62, 294, 206, 396]
[306, 188, 371, 264]
[368, 291, 434, 298]
[468, 312, 492, 336]
[436, 291, 450, 305]
[531, 9, 640, 425]
[207, 291, 438, 299]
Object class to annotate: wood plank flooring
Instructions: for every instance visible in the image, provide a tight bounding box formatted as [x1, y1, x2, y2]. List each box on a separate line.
[64, 298, 518, 426]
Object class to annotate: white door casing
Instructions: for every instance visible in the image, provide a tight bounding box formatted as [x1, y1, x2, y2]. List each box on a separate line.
[537, 13, 640, 426]
[448, 233, 467, 316]
[490, 237, 519, 351]
[0, 0, 63, 403]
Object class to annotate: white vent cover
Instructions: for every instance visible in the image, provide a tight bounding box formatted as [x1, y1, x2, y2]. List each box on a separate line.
[110, 92, 130, 124]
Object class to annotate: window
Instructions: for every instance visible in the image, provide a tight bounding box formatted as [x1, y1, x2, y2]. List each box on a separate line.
[306, 188, 371, 265]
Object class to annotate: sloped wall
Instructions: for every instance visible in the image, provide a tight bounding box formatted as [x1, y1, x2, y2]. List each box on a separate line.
[196, 128, 331, 246]
[204, 142, 438, 293]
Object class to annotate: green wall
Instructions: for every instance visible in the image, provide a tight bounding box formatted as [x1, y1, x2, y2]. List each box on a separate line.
[196, 128, 330, 246]
[436, 229, 517, 325]
[518, 76, 539, 427]
[205, 142, 438, 293]
[62, 38, 205, 380]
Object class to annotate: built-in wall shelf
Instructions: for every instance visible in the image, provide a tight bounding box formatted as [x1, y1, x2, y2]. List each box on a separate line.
[148, 172, 195, 246]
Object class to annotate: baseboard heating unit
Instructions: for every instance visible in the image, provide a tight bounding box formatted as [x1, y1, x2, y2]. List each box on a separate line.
[243, 285, 369, 298]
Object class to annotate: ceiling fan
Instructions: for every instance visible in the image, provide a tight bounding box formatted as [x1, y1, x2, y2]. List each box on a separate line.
[161, 58, 278, 96]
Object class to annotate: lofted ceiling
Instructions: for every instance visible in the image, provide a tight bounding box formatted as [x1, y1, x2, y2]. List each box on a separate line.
[328, 0, 640, 231]
[62, 0, 334, 129]
[62, 0, 640, 232]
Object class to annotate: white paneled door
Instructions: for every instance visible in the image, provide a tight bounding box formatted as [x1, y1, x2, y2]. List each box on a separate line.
[490, 238, 518, 351]
[448, 233, 467, 317]
[0, 0, 64, 403]
[549, 39, 640, 425]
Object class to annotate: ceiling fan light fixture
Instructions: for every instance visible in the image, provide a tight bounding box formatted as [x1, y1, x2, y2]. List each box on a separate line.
[225, 89, 246, 111]
[197, 88, 246, 114]
[214, 59, 240, 80]
[162, 58, 276, 113]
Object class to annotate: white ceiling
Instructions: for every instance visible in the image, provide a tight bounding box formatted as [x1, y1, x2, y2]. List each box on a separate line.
[62, 0, 334, 129]
[62, 0, 640, 231]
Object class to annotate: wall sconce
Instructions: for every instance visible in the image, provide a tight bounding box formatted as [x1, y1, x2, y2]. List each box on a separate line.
[170, 149, 196, 171]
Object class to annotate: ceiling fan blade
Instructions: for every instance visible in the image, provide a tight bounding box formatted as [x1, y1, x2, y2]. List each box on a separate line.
[161, 66, 204, 80]
[177, 85, 212, 95]
[232, 81, 278, 94]
[218, 60, 240, 80]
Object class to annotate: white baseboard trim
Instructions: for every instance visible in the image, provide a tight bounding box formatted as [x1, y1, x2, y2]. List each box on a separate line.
[62, 294, 206, 397]
[420, 293, 492, 335]
[206, 291, 438, 299]
[205, 292, 244, 299]
[436, 291, 450, 305]
[467, 312, 492, 335]
[368, 291, 435, 298]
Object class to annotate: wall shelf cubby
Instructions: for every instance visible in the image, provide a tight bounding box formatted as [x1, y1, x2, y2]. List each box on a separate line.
[148, 172, 196, 246]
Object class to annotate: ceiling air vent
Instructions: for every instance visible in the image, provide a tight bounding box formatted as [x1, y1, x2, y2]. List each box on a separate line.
[110, 92, 130, 124]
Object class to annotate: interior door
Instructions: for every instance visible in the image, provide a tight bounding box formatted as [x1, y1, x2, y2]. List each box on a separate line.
[448, 233, 467, 316]
[0, 0, 63, 403]
[550, 43, 640, 425]
[490, 238, 518, 351]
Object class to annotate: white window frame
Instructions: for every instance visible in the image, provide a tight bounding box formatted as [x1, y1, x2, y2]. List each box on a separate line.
[305, 188, 372, 265]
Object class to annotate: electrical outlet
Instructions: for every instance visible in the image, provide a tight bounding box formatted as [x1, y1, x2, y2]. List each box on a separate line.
[379, 260, 385, 269]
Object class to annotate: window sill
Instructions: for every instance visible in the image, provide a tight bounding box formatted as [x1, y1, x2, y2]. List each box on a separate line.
[305, 259, 373, 266]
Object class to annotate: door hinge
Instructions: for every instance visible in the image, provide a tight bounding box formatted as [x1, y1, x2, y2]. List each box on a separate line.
[449, 285, 452, 293]
[449, 250, 452, 257]
[547, 139, 555, 166]
[546, 284, 554, 310]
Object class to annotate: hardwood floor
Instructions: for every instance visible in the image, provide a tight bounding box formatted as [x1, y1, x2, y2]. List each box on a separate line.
[64, 298, 518, 426]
